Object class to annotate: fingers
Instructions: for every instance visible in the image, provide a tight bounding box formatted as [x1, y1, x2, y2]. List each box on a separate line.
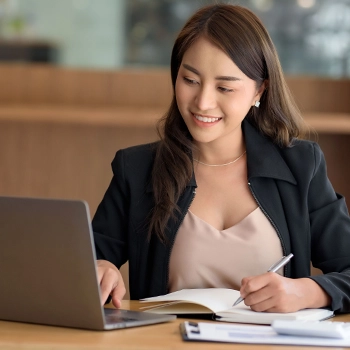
[96, 260, 126, 308]
[240, 274, 268, 300]
[240, 274, 331, 313]
[240, 272, 293, 312]
[110, 272, 126, 308]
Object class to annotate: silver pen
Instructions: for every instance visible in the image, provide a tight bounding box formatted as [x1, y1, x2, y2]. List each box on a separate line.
[232, 253, 294, 307]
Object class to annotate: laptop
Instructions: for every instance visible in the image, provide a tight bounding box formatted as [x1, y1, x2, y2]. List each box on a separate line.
[0, 196, 176, 330]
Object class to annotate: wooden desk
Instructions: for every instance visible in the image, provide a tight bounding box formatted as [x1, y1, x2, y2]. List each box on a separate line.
[0, 301, 349, 350]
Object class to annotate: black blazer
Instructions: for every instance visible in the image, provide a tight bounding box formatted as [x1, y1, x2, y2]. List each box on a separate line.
[92, 119, 350, 312]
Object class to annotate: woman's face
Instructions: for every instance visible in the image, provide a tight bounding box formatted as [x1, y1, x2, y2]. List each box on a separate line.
[175, 37, 264, 147]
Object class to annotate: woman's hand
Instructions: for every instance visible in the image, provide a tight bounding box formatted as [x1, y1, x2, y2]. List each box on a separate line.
[239, 272, 331, 312]
[96, 259, 126, 308]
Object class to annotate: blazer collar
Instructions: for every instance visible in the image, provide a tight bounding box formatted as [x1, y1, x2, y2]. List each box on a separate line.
[243, 119, 296, 185]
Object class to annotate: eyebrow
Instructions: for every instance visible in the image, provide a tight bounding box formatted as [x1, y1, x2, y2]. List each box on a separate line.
[182, 64, 241, 82]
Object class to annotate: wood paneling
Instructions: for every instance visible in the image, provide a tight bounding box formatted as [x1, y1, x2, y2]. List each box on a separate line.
[0, 121, 158, 216]
[0, 64, 173, 107]
[286, 76, 350, 113]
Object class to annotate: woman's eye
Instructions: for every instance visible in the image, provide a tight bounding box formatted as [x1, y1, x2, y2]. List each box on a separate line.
[183, 77, 197, 85]
[218, 86, 234, 93]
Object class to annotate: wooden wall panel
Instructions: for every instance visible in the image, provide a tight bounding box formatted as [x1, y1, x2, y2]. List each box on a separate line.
[0, 121, 158, 215]
[0, 64, 173, 107]
[286, 76, 350, 113]
[109, 69, 173, 107]
[0, 64, 27, 103]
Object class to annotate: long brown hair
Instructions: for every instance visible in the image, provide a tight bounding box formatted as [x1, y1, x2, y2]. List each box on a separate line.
[149, 4, 306, 242]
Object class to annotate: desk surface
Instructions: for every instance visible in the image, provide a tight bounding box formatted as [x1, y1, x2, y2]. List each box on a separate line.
[0, 301, 349, 350]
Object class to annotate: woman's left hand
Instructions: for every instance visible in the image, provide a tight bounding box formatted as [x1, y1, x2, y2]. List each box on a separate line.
[239, 272, 331, 312]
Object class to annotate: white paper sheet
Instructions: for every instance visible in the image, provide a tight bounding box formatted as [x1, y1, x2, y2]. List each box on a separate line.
[180, 321, 350, 347]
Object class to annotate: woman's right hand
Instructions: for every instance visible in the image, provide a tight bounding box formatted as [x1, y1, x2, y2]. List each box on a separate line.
[96, 259, 126, 308]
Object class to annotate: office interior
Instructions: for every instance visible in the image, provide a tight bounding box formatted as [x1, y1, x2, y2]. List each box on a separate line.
[0, 0, 349, 298]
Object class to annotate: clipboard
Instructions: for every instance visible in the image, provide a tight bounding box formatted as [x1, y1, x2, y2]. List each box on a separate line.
[180, 321, 350, 347]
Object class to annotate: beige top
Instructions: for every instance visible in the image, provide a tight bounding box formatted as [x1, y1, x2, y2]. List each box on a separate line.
[168, 208, 283, 292]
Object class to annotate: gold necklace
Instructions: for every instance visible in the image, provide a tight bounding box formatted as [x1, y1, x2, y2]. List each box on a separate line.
[193, 151, 246, 167]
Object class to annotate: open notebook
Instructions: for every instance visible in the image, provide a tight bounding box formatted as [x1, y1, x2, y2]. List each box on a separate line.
[140, 288, 334, 325]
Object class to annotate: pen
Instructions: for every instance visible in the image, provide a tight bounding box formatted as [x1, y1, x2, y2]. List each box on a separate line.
[232, 253, 294, 307]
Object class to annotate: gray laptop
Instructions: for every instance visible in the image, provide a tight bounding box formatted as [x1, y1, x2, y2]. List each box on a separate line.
[0, 196, 176, 330]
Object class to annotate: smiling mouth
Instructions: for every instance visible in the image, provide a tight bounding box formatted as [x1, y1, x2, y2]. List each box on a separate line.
[192, 113, 222, 123]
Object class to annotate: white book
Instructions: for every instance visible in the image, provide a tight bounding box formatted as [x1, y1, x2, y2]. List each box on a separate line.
[140, 288, 334, 325]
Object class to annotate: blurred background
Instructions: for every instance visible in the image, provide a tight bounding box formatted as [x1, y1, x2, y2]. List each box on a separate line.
[0, 0, 349, 76]
[0, 0, 349, 285]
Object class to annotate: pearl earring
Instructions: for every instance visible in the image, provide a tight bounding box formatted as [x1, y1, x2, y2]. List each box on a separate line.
[254, 101, 260, 108]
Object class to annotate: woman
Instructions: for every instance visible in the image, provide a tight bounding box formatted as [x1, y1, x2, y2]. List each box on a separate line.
[92, 4, 350, 314]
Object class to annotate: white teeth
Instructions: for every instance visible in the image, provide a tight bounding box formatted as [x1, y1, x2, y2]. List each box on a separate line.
[194, 115, 220, 123]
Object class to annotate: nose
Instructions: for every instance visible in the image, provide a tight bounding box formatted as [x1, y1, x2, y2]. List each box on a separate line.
[195, 85, 217, 111]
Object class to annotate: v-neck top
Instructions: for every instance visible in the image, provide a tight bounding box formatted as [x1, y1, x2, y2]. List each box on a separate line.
[168, 207, 283, 292]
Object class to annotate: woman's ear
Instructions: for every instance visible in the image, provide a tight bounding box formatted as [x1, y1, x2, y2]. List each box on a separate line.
[256, 79, 268, 101]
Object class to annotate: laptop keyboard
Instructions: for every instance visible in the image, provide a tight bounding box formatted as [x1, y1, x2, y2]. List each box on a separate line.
[102, 307, 176, 328]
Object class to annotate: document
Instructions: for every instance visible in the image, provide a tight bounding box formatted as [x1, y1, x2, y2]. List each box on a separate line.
[140, 288, 334, 325]
[180, 321, 350, 347]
